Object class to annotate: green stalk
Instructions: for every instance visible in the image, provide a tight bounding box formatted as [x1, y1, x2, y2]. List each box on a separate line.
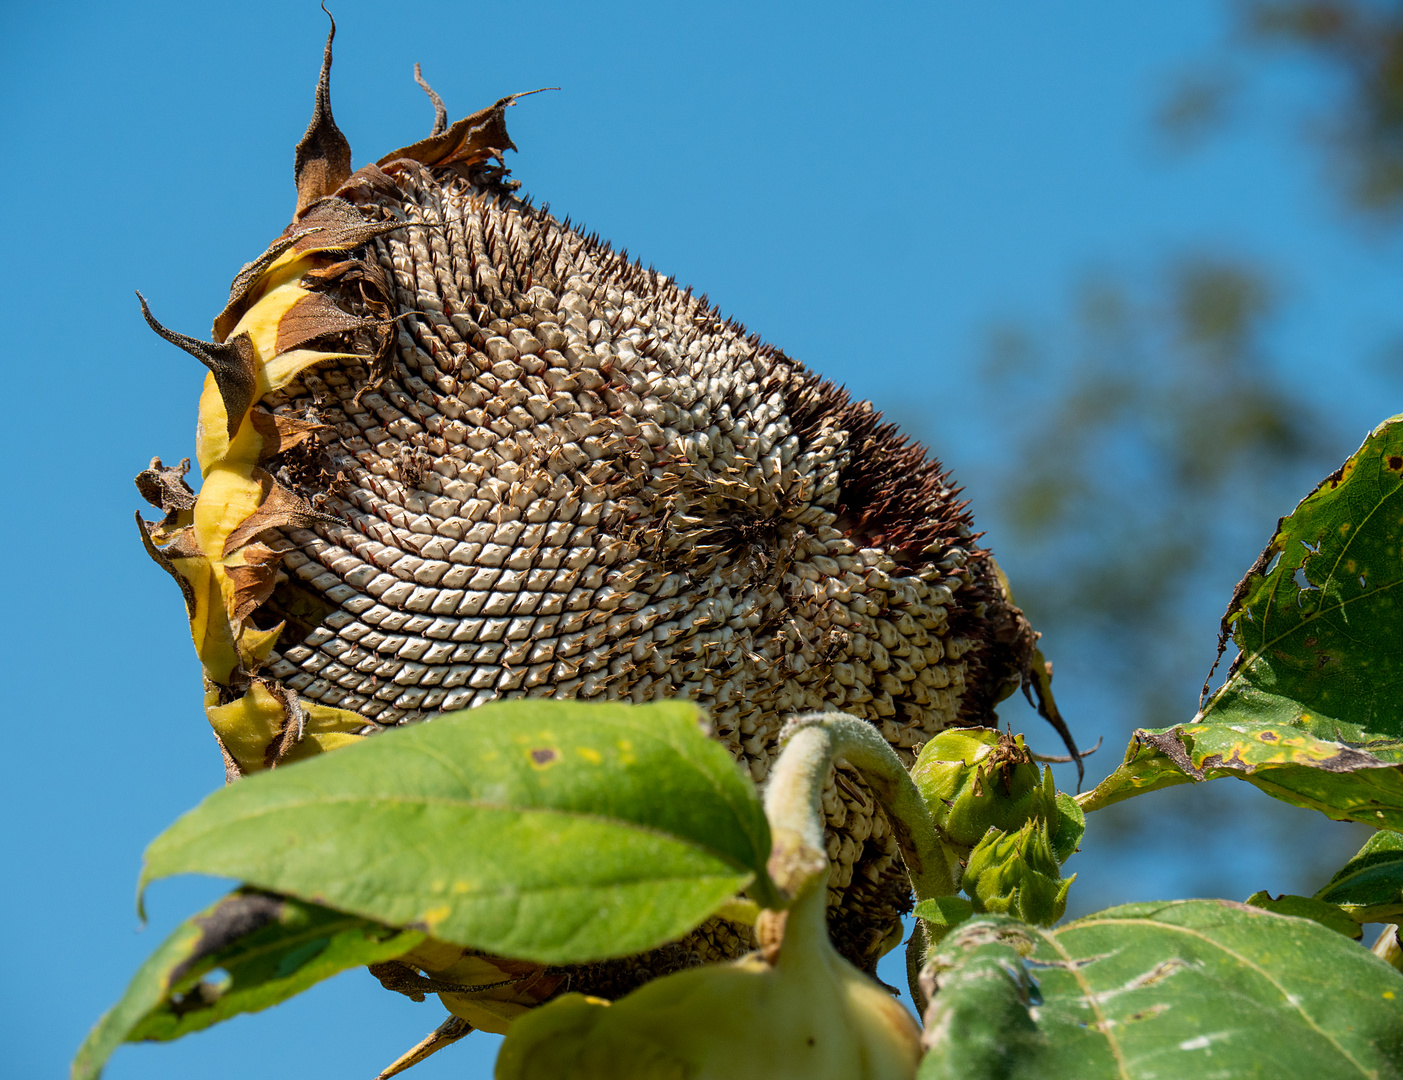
[763, 712, 956, 903]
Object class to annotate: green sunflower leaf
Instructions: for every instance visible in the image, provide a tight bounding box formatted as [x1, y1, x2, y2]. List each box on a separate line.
[73, 891, 418, 1080]
[919, 899, 1403, 1080]
[139, 699, 772, 965]
[1083, 417, 1403, 827]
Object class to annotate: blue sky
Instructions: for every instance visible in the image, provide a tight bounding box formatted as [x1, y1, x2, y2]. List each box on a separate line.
[2, 2, 1397, 1077]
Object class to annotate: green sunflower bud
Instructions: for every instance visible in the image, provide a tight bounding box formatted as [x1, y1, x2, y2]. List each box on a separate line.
[911, 727, 1045, 849]
[961, 818, 1073, 926]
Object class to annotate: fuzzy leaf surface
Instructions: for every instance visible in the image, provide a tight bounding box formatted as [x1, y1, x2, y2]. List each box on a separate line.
[140, 700, 770, 964]
[1083, 417, 1403, 826]
[73, 892, 418, 1080]
[919, 900, 1403, 1080]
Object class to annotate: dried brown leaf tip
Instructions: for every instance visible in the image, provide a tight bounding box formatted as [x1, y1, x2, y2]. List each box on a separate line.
[289, 197, 406, 254]
[414, 63, 448, 137]
[135, 512, 197, 617]
[258, 677, 308, 767]
[138, 293, 257, 440]
[222, 467, 342, 556]
[293, 7, 353, 218]
[377, 88, 556, 171]
[227, 541, 290, 624]
[275, 291, 378, 354]
[375, 1015, 473, 1080]
[249, 409, 329, 462]
[214, 235, 299, 342]
[135, 456, 197, 533]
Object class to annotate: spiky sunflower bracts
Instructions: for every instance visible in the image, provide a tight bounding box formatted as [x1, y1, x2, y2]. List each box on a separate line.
[135, 16, 1062, 983]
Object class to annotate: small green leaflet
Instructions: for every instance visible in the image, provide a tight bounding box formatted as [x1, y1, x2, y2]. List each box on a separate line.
[1084, 416, 1403, 828]
[1315, 828, 1403, 922]
[1242, 892, 1363, 939]
[140, 699, 773, 964]
[919, 900, 1403, 1080]
[1050, 790, 1085, 864]
[913, 895, 976, 934]
[1239, 830, 1403, 937]
[72, 891, 419, 1080]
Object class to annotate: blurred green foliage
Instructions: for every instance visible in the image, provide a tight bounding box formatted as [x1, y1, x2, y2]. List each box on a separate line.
[964, 2, 1403, 902]
[1164, 1, 1403, 213]
[984, 257, 1327, 733]
[1247, 0, 1403, 211]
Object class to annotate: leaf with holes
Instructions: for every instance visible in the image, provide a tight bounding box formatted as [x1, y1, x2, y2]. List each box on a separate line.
[73, 891, 420, 1080]
[139, 699, 773, 965]
[1082, 416, 1403, 827]
[918, 899, 1403, 1080]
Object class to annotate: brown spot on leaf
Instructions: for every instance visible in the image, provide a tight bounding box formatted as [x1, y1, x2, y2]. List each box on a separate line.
[139, 294, 258, 440]
[168, 891, 286, 987]
[1389, 456, 1403, 471]
[1137, 726, 1204, 780]
[293, 9, 353, 218]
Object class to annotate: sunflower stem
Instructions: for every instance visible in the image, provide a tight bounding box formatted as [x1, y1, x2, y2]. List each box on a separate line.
[763, 713, 956, 904]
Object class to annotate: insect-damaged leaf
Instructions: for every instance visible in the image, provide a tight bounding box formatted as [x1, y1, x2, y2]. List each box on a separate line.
[139, 700, 772, 965]
[917, 900, 1403, 1080]
[1084, 416, 1403, 828]
[72, 891, 420, 1080]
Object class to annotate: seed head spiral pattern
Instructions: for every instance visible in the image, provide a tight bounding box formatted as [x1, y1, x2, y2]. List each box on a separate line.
[134, 23, 1054, 993]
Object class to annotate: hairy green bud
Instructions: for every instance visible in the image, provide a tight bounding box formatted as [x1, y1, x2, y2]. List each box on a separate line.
[911, 727, 1045, 849]
[961, 818, 1073, 926]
